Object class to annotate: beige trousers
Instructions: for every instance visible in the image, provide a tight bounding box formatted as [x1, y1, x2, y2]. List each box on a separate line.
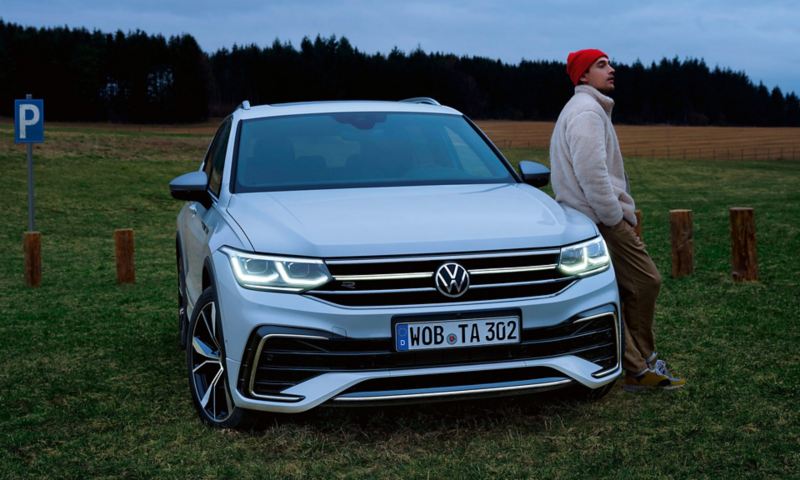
[597, 221, 662, 374]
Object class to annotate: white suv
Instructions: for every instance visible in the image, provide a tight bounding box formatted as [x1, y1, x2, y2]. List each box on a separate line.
[170, 98, 621, 428]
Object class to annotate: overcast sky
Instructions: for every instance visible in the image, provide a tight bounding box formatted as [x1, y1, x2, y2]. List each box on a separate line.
[4, 0, 799, 95]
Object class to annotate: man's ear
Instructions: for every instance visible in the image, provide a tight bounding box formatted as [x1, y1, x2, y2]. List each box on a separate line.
[578, 72, 588, 84]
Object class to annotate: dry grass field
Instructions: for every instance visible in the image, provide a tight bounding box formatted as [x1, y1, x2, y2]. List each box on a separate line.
[3, 114, 800, 161]
[478, 120, 800, 161]
[4, 116, 797, 161]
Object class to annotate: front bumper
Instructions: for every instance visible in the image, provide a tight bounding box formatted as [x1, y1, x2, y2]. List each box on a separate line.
[211, 250, 621, 414]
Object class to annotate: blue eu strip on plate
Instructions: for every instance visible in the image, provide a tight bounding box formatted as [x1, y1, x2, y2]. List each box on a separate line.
[395, 323, 410, 351]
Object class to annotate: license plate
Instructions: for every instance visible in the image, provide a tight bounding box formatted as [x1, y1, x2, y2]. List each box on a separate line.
[395, 316, 520, 352]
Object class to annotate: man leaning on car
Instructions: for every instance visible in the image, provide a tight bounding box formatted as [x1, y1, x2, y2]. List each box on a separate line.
[549, 48, 686, 391]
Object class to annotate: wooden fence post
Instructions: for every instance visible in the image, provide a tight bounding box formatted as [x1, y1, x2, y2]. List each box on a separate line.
[670, 210, 694, 278]
[24, 231, 42, 287]
[114, 229, 135, 284]
[634, 209, 643, 239]
[730, 208, 758, 281]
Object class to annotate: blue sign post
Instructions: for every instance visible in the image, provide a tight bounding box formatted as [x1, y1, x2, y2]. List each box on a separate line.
[14, 95, 44, 232]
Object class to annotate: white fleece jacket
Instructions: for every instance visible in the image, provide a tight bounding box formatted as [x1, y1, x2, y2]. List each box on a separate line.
[549, 85, 636, 227]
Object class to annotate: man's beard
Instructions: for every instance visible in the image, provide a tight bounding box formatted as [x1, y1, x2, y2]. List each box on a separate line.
[598, 82, 615, 94]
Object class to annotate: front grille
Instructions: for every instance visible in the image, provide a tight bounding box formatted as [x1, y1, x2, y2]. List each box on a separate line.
[307, 249, 577, 307]
[241, 312, 618, 399]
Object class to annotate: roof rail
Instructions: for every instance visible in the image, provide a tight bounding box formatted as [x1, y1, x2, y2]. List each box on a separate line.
[399, 97, 441, 106]
[238, 100, 251, 110]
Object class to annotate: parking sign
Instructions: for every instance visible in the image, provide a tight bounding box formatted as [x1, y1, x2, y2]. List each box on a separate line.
[15, 99, 44, 143]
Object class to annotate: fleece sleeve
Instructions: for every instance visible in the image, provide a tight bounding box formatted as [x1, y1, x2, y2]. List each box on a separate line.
[566, 111, 624, 226]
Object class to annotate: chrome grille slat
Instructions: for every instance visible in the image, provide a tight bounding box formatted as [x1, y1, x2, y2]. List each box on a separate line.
[334, 272, 433, 281]
[309, 287, 437, 295]
[469, 264, 558, 275]
[469, 277, 575, 290]
[325, 248, 561, 264]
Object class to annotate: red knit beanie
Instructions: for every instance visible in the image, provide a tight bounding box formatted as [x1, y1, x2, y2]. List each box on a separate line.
[566, 49, 608, 85]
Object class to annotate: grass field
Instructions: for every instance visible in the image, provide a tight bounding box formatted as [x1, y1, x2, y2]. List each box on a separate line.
[1, 123, 799, 479]
[5, 116, 800, 161]
[479, 121, 800, 161]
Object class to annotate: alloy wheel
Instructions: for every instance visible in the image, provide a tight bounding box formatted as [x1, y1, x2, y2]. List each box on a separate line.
[189, 301, 234, 422]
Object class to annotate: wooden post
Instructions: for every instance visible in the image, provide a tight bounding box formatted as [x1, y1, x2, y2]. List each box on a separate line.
[634, 209, 643, 239]
[24, 231, 42, 287]
[670, 210, 694, 278]
[114, 229, 135, 284]
[730, 208, 758, 281]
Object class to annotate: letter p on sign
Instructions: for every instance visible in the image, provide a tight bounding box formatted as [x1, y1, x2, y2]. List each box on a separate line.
[15, 99, 44, 144]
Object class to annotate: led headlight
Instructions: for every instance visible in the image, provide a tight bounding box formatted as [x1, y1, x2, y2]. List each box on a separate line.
[221, 247, 331, 292]
[557, 236, 611, 276]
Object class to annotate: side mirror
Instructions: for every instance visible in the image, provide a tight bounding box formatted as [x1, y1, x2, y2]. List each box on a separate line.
[170, 171, 209, 204]
[519, 160, 550, 188]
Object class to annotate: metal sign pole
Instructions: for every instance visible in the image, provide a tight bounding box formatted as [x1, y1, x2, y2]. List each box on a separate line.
[27, 141, 35, 231]
[25, 93, 36, 232]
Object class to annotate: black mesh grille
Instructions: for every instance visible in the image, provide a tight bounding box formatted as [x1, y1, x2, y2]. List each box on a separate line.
[245, 313, 617, 398]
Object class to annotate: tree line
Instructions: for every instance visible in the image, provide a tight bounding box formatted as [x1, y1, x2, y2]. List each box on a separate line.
[2, 20, 799, 126]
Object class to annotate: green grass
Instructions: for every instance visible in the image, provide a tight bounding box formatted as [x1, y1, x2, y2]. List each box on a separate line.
[1, 126, 798, 479]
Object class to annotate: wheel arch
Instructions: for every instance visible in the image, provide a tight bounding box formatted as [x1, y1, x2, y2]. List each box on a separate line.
[176, 232, 184, 265]
[202, 257, 216, 292]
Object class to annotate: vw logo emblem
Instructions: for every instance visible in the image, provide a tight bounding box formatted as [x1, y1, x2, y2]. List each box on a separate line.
[435, 263, 470, 298]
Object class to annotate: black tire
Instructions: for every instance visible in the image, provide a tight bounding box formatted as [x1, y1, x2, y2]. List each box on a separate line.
[176, 247, 189, 349]
[186, 286, 257, 429]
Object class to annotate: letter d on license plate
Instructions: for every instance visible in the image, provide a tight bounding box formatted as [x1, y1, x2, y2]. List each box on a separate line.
[395, 316, 520, 352]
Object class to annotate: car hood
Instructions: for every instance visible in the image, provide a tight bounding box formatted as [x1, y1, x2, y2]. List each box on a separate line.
[226, 184, 598, 258]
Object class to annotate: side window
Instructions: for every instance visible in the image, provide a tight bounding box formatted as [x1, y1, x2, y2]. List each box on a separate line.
[206, 118, 232, 197]
[202, 127, 220, 178]
[202, 143, 214, 178]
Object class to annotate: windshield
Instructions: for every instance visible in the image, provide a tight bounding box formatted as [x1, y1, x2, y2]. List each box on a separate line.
[232, 112, 516, 192]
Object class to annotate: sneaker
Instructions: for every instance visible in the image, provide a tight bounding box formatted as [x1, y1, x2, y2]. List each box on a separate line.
[623, 360, 686, 392]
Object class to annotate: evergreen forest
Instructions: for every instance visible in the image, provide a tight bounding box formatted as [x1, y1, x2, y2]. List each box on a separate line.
[2, 20, 798, 125]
